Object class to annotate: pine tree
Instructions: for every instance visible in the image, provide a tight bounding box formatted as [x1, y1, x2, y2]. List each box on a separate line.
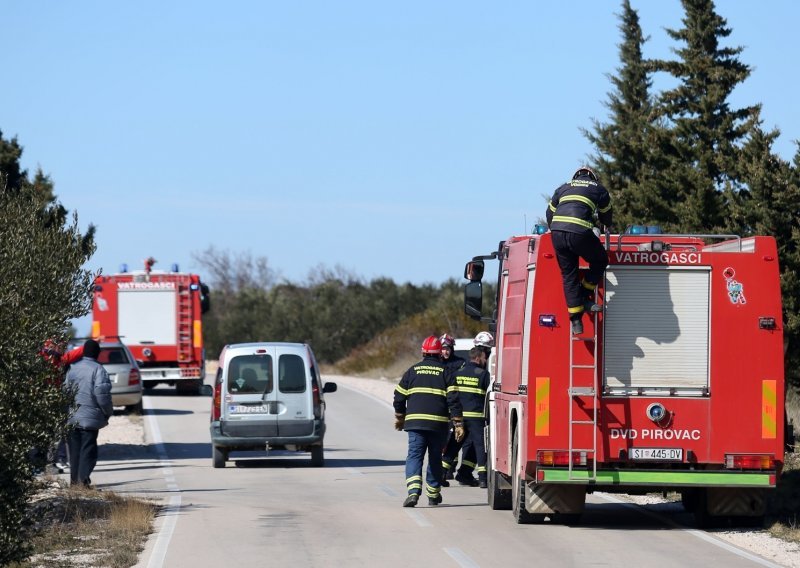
[653, 0, 759, 232]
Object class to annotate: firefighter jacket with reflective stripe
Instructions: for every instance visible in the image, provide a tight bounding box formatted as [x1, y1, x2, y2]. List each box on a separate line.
[546, 175, 612, 234]
[453, 361, 490, 421]
[394, 356, 462, 432]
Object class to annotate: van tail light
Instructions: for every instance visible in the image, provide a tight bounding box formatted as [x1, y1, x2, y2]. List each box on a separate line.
[312, 382, 321, 419]
[724, 454, 774, 470]
[129, 367, 140, 386]
[212, 381, 223, 421]
[537, 450, 588, 466]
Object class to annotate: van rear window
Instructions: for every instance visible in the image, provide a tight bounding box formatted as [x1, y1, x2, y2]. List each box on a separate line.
[228, 354, 273, 394]
[278, 354, 306, 393]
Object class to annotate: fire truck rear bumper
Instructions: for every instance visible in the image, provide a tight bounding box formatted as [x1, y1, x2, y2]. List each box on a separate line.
[538, 468, 776, 488]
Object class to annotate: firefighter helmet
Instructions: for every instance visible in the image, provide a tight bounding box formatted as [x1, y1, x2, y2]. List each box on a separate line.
[439, 334, 455, 348]
[473, 331, 495, 348]
[572, 166, 598, 182]
[421, 335, 442, 355]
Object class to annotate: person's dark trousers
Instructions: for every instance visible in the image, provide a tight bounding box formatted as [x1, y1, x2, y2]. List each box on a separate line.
[551, 230, 609, 320]
[68, 427, 99, 486]
[457, 420, 487, 482]
[405, 429, 446, 499]
[441, 430, 476, 478]
[56, 438, 69, 464]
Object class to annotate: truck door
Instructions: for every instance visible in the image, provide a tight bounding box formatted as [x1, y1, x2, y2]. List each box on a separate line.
[275, 351, 314, 437]
[221, 348, 277, 437]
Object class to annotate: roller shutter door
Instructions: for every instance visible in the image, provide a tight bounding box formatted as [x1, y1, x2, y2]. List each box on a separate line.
[603, 267, 709, 392]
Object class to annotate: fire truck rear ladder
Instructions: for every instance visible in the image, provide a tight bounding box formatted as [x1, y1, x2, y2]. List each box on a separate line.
[568, 307, 599, 482]
[177, 285, 193, 363]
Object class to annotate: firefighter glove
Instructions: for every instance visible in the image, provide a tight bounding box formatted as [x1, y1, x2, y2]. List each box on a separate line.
[394, 413, 405, 431]
[453, 418, 465, 443]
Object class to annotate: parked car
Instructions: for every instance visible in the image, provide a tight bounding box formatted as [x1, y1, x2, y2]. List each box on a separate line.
[209, 342, 337, 468]
[67, 338, 143, 414]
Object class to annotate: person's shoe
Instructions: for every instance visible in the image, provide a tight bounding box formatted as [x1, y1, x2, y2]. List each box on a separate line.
[571, 319, 584, 335]
[402, 494, 419, 508]
[428, 494, 442, 506]
[445, 469, 454, 480]
[54, 462, 69, 473]
[440, 478, 450, 487]
[478, 479, 488, 489]
[455, 473, 479, 487]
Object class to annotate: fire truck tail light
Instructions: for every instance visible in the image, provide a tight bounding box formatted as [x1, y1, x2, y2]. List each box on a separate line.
[538, 450, 587, 466]
[724, 454, 774, 470]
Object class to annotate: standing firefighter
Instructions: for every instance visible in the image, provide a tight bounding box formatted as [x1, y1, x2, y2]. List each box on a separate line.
[394, 336, 463, 508]
[546, 166, 612, 335]
[441, 335, 492, 488]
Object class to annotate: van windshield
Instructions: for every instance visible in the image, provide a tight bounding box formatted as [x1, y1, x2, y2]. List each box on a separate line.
[228, 354, 273, 394]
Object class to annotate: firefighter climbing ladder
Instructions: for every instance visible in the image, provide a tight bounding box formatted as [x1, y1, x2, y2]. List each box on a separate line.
[567, 299, 600, 481]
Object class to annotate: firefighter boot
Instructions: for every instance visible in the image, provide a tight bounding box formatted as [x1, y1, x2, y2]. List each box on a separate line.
[571, 318, 584, 335]
[428, 494, 442, 506]
[478, 474, 487, 489]
[455, 472, 479, 487]
[403, 494, 419, 508]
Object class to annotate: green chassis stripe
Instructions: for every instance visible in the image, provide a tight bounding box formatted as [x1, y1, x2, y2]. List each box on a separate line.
[540, 469, 773, 487]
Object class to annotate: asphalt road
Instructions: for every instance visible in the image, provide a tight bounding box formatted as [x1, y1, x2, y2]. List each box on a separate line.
[90, 378, 782, 568]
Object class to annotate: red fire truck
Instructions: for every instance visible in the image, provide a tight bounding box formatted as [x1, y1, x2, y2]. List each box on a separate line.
[92, 258, 211, 394]
[464, 228, 790, 525]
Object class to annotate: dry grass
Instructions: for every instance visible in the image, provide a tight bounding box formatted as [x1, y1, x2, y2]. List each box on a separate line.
[11, 479, 157, 568]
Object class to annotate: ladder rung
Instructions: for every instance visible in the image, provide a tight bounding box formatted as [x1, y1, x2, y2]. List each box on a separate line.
[571, 364, 595, 369]
[571, 336, 595, 342]
[569, 387, 595, 396]
[571, 420, 596, 425]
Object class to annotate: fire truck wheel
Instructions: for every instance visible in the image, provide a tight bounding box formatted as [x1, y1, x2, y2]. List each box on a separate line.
[212, 445, 227, 469]
[511, 428, 542, 524]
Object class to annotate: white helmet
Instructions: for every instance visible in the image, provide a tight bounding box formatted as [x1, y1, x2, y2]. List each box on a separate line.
[474, 331, 495, 348]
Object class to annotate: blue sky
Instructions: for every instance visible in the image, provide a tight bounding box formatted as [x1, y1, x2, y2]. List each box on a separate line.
[4, 1, 799, 334]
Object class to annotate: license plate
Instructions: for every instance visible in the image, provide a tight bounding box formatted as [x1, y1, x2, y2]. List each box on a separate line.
[109, 373, 118, 384]
[629, 447, 683, 461]
[229, 405, 270, 414]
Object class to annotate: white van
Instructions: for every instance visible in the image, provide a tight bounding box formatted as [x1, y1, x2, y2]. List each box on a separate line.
[209, 342, 336, 468]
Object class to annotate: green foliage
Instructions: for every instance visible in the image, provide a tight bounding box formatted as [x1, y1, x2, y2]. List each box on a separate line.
[585, 1, 800, 388]
[0, 144, 95, 562]
[335, 283, 497, 375]
[194, 249, 447, 363]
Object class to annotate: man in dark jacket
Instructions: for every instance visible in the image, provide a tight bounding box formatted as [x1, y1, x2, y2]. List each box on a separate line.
[394, 336, 463, 508]
[64, 339, 113, 487]
[546, 166, 612, 335]
[440, 346, 492, 488]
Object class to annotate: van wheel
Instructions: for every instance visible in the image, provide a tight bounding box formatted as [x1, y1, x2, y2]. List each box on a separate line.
[212, 446, 227, 469]
[311, 445, 324, 467]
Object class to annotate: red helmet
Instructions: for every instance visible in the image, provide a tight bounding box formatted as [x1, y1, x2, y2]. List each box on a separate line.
[421, 335, 442, 355]
[438, 334, 455, 348]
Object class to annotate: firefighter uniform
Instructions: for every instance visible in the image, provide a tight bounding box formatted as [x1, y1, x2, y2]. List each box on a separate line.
[441, 361, 491, 486]
[546, 171, 612, 325]
[394, 356, 462, 504]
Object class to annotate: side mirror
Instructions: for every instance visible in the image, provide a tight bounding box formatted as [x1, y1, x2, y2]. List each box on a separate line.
[323, 382, 337, 393]
[464, 281, 483, 320]
[464, 260, 485, 282]
[200, 384, 214, 397]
